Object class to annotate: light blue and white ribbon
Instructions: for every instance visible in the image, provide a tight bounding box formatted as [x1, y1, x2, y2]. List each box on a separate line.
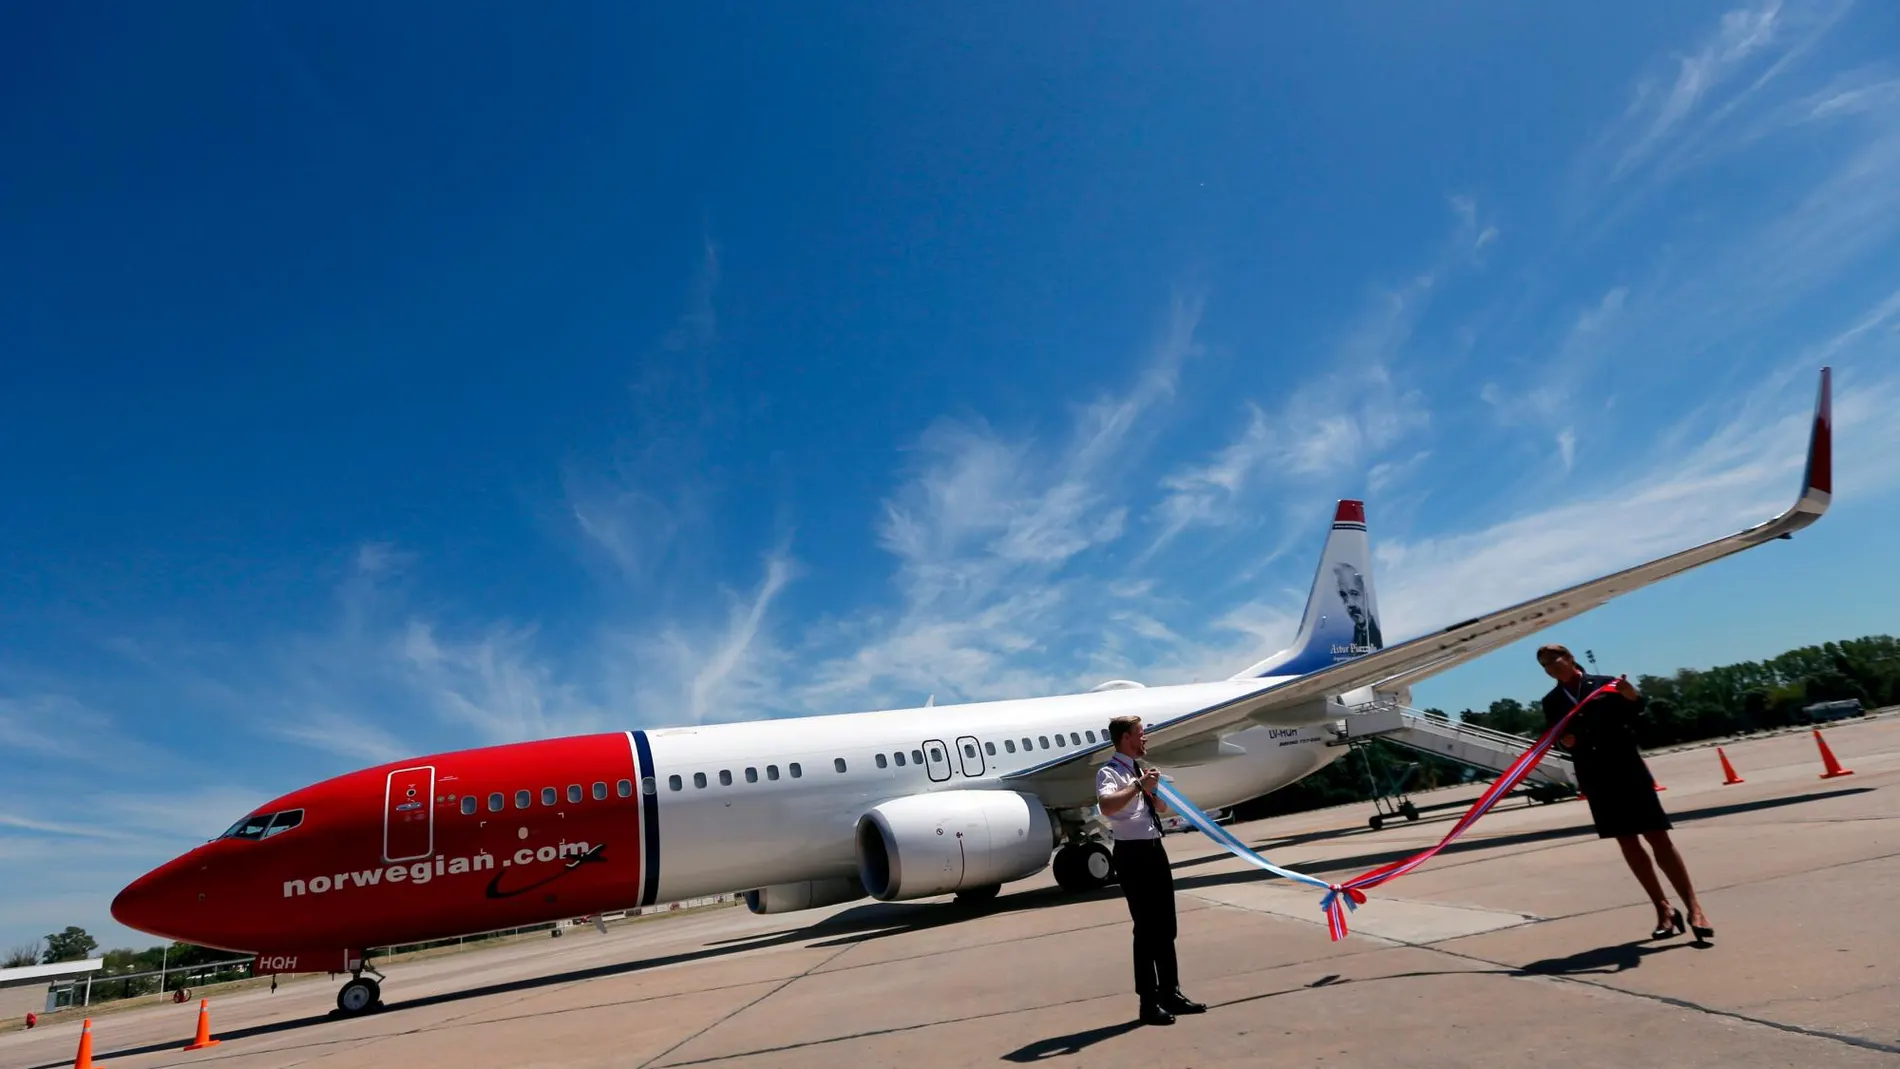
[1152, 776, 1360, 935]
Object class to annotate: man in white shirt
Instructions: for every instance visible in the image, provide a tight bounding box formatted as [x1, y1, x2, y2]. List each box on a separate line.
[1097, 714, 1206, 1025]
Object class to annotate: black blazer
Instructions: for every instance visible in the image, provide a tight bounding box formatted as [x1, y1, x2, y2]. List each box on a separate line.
[1541, 673, 1647, 771]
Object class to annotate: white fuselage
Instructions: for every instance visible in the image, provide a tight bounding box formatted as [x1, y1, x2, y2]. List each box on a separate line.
[639, 678, 1342, 902]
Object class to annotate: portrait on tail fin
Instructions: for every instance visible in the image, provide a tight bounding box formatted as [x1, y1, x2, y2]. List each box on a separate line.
[1333, 562, 1381, 653]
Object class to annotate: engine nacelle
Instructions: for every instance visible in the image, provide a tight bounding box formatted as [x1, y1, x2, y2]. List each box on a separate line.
[744, 876, 867, 914]
[855, 790, 1057, 901]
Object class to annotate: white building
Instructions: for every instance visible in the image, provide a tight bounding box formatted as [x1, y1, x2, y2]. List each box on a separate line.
[0, 959, 104, 1020]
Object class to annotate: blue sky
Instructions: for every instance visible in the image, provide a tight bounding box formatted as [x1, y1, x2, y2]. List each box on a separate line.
[5, 1, 1900, 954]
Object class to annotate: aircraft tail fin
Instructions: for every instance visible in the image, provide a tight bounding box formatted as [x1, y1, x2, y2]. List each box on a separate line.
[1231, 500, 1384, 679]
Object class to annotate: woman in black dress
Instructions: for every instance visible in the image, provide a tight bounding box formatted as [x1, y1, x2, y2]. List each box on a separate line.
[1537, 643, 1713, 942]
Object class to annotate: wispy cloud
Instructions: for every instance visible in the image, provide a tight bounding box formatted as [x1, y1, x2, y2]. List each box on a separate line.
[566, 236, 726, 587]
[1380, 346, 1900, 644]
[786, 296, 1205, 709]
[1572, 0, 1857, 214]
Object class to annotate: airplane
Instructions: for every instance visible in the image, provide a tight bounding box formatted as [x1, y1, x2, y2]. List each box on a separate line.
[110, 367, 1834, 1018]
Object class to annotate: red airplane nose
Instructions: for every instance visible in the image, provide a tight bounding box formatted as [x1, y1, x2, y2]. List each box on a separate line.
[110, 868, 171, 938]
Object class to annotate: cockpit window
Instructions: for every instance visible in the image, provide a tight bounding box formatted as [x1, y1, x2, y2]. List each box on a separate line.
[219, 814, 270, 840]
[219, 808, 303, 841]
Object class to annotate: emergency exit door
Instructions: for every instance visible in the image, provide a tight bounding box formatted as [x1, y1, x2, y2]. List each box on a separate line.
[955, 736, 985, 777]
[922, 739, 952, 782]
[384, 765, 436, 862]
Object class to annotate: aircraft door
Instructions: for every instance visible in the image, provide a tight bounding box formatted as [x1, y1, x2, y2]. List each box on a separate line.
[383, 765, 436, 863]
[955, 736, 985, 778]
[922, 739, 952, 783]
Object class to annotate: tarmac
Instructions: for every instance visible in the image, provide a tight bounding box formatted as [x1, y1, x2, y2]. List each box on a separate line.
[4, 713, 1896, 1069]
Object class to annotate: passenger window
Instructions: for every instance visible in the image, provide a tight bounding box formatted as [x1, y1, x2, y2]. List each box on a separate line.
[963, 743, 976, 758]
[985, 741, 996, 755]
[745, 767, 758, 783]
[593, 782, 608, 800]
[719, 770, 732, 786]
[1086, 730, 1097, 743]
[929, 747, 943, 762]
[1005, 739, 1017, 753]
[1071, 733, 1081, 745]
[642, 777, 656, 795]
[1021, 738, 1032, 750]
[693, 772, 707, 788]
[1039, 736, 1050, 749]
[488, 793, 504, 812]
[875, 754, 888, 768]
[790, 762, 802, 778]
[541, 787, 557, 806]
[894, 751, 906, 767]
[767, 764, 780, 780]
[460, 796, 477, 815]
[515, 790, 531, 809]
[568, 785, 582, 804]
[617, 779, 632, 797]
[834, 758, 847, 773]
[669, 775, 683, 791]
[911, 749, 923, 764]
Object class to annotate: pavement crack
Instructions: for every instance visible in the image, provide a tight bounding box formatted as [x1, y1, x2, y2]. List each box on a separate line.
[634, 941, 859, 1069]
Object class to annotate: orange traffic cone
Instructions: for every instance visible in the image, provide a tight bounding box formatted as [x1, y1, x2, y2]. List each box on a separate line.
[183, 998, 221, 1051]
[1718, 747, 1745, 785]
[1814, 729, 1854, 779]
[72, 1018, 95, 1069]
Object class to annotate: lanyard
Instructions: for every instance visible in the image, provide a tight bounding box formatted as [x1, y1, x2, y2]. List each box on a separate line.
[1560, 677, 1588, 708]
[1111, 754, 1162, 830]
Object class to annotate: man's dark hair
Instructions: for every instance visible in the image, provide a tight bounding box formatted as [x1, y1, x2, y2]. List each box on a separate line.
[1536, 643, 1573, 665]
[1107, 715, 1142, 748]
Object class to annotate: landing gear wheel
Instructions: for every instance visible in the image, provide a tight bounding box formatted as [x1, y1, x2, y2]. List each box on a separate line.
[1054, 842, 1115, 892]
[1368, 814, 1385, 831]
[337, 977, 380, 1016]
[955, 883, 1001, 906]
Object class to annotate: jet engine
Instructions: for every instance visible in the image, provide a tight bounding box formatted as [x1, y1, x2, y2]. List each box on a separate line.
[744, 876, 867, 914]
[855, 790, 1056, 901]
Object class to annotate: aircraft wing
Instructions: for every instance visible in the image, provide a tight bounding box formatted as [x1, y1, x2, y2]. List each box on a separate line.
[1004, 366, 1833, 806]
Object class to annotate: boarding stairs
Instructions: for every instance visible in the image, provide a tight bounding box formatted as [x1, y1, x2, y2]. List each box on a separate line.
[1327, 698, 1577, 828]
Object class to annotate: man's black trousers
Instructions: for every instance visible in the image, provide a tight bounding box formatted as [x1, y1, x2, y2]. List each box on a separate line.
[1112, 837, 1178, 1000]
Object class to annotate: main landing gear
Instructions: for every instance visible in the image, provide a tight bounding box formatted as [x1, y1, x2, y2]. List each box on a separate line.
[335, 961, 386, 1017]
[1052, 841, 1115, 892]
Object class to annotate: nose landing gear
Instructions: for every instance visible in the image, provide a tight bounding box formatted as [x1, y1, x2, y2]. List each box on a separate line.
[334, 961, 386, 1017]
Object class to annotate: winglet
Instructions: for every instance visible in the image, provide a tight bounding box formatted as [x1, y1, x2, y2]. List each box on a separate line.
[1804, 366, 1831, 501]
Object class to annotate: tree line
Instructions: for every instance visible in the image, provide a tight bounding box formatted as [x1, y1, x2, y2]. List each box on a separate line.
[1453, 634, 1896, 744]
[1232, 634, 1895, 821]
[6, 927, 245, 1000]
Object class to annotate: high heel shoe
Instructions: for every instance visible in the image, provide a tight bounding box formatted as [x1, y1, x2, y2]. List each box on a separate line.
[1691, 922, 1714, 942]
[1651, 907, 1685, 940]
